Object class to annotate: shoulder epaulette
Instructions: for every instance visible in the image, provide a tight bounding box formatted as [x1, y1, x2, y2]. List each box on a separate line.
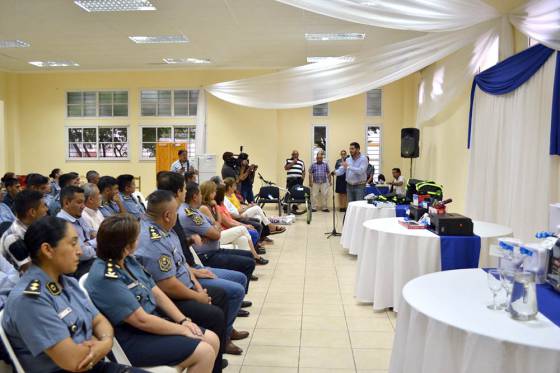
[105, 260, 119, 279]
[149, 225, 162, 240]
[23, 280, 41, 296]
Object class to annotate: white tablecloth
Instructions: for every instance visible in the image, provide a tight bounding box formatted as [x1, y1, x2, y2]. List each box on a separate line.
[474, 221, 513, 267]
[354, 218, 512, 312]
[340, 201, 396, 255]
[390, 269, 560, 373]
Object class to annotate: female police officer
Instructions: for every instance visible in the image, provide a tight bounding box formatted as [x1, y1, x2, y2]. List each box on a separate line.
[2, 216, 145, 372]
[85, 214, 219, 372]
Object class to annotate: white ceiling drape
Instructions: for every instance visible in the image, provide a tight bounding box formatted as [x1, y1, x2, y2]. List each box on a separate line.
[274, 0, 499, 32]
[509, 0, 560, 50]
[206, 20, 498, 110]
[204, 0, 560, 111]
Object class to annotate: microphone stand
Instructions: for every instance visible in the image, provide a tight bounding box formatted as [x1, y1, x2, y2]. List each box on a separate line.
[325, 174, 341, 238]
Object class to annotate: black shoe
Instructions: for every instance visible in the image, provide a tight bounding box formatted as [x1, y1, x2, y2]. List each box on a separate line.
[250, 275, 259, 281]
[256, 247, 266, 255]
[322, 208, 330, 212]
[311, 208, 317, 212]
[241, 300, 252, 308]
[339, 208, 346, 212]
[237, 309, 250, 317]
[222, 359, 229, 369]
[255, 257, 269, 265]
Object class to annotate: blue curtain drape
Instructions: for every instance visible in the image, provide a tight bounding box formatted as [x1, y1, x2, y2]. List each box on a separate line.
[551, 52, 560, 155]
[468, 44, 559, 154]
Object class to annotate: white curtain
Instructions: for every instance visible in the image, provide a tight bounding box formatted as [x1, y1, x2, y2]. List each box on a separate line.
[206, 20, 497, 109]
[417, 28, 500, 126]
[195, 89, 207, 155]
[465, 54, 559, 241]
[509, 0, 560, 50]
[275, 0, 499, 31]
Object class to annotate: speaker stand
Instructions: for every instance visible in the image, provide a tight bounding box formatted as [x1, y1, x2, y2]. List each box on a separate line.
[325, 179, 341, 239]
[409, 158, 413, 180]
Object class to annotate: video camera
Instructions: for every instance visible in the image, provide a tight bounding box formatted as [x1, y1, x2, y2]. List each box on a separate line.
[223, 146, 258, 171]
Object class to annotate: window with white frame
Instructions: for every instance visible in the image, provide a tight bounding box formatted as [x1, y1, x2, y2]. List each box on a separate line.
[67, 91, 128, 117]
[140, 126, 196, 160]
[366, 89, 382, 117]
[312, 103, 328, 117]
[312, 125, 327, 161]
[366, 125, 382, 179]
[67, 126, 129, 160]
[140, 89, 199, 117]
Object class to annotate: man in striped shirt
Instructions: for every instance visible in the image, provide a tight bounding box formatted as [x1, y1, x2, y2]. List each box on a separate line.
[284, 150, 306, 189]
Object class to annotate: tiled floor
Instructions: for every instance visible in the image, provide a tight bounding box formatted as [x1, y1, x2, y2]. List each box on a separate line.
[225, 209, 396, 373]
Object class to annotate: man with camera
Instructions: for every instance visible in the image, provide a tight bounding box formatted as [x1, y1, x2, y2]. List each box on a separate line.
[237, 153, 257, 203]
[221, 152, 239, 181]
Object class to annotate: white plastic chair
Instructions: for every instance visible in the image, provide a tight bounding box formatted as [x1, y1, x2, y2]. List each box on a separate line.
[0, 310, 25, 373]
[78, 275, 178, 373]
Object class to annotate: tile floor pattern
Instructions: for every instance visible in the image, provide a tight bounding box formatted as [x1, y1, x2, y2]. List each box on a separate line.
[224, 209, 396, 373]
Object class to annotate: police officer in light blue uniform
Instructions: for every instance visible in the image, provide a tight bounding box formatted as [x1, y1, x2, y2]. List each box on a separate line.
[117, 174, 145, 219]
[2, 216, 144, 372]
[97, 176, 123, 218]
[135, 191, 246, 358]
[0, 202, 15, 223]
[85, 214, 219, 371]
[56, 186, 97, 277]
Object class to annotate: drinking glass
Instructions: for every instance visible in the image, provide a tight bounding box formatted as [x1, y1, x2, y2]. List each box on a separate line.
[499, 269, 516, 311]
[487, 269, 504, 310]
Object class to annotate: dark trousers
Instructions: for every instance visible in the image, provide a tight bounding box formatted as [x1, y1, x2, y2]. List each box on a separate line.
[240, 217, 269, 241]
[286, 177, 303, 189]
[174, 285, 228, 373]
[198, 250, 255, 292]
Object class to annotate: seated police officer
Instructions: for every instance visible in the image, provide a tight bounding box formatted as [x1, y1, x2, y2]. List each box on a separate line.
[2, 216, 146, 372]
[179, 182, 256, 289]
[97, 176, 125, 218]
[156, 172, 252, 311]
[0, 190, 48, 271]
[85, 215, 219, 372]
[56, 186, 97, 277]
[136, 190, 247, 357]
[48, 172, 80, 216]
[117, 174, 145, 219]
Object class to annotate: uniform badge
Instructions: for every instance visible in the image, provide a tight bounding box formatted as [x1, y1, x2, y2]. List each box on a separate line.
[185, 208, 194, 216]
[105, 260, 119, 279]
[46, 282, 61, 296]
[159, 255, 172, 272]
[23, 280, 41, 296]
[135, 295, 142, 302]
[149, 226, 162, 240]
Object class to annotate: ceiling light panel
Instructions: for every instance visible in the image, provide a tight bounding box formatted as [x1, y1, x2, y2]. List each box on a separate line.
[29, 61, 80, 67]
[74, 0, 156, 12]
[129, 35, 189, 44]
[0, 40, 31, 48]
[305, 33, 366, 41]
[163, 58, 211, 64]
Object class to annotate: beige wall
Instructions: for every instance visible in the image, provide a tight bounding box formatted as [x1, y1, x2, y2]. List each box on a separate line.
[3, 69, 413, 194]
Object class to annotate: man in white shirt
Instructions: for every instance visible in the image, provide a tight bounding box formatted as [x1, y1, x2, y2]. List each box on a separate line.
[171, 149, 197, 176]
[82, 182, 105, 231]
[389, 167, 406, 195]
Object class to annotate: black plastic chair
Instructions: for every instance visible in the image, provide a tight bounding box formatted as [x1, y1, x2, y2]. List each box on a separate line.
[256, 185, 282, 216]
[285, 185, 312, 224]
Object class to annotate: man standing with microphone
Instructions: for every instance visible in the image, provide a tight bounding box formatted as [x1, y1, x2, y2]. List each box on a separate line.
[335, 142, 368, 203]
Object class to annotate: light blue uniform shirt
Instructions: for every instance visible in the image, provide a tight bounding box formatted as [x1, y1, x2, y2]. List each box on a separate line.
[98, 199, 121, 218]
[48, 194, 61, 217]
[135, 218, 193, 288]
[56, 209, 97, 261]
[120, 192, 145, 219]
[0, 203, 15, 224]
[0, 255, 19, 310]
[2, 265, 98, 373]
[177, 202, 219, 254]
[335, 154, 368, 185]
[85, 257, 157, 326]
